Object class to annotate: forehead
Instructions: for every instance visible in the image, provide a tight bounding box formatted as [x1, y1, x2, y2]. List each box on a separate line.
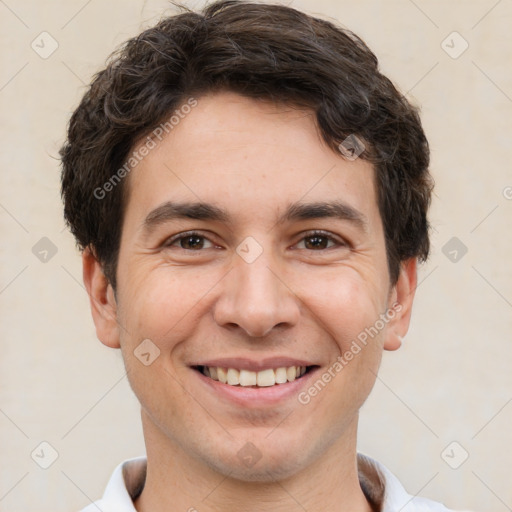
[123, 91, 380, 231]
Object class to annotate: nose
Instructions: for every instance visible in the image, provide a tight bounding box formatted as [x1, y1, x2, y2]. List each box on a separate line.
[213, 249, 300, 338]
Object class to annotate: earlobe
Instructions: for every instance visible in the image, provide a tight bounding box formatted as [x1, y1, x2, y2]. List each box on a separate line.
[383, 258, 417, 352]
[82, 247, 121, 349]
[384, 331, 403, 352]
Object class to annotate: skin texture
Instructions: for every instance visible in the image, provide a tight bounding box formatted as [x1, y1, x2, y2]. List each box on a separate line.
[83, 91, 417, 512]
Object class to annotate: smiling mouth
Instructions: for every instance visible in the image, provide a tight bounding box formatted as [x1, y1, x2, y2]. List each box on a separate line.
[193, 365, 317, 388]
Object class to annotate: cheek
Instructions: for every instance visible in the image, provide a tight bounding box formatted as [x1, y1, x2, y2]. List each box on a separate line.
[295, 268, 387, 405]
[116, 264, 206, 345]
[299, 268, 388, 352]
[115, 270, 198, 424]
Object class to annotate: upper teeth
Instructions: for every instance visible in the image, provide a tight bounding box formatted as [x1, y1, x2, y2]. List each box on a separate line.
[202, 366, 307, 386]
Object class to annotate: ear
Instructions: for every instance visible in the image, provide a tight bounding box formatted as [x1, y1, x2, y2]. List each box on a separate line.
[82, 246, 121, 349]
[383, 258, 417, 351]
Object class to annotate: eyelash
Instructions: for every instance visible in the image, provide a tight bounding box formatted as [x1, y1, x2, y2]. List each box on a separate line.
[163, 230, 347, 251]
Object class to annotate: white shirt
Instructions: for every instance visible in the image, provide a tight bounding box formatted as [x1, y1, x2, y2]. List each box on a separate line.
[79, 453, 471, 512]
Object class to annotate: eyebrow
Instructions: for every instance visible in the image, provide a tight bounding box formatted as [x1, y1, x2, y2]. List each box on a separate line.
[142, 199, 368, 234]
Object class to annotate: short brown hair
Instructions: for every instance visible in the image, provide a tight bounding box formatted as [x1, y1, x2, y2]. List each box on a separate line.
[60, 0, 433, 289]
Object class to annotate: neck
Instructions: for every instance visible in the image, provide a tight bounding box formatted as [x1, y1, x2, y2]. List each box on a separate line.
[134, 411, 373, 512]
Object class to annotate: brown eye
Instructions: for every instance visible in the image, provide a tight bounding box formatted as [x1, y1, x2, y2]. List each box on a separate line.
[165, 232, 215, 250]
[179, 235, 205, 249]
[303, 234, 331, 250]
[296, 231, 342, 250]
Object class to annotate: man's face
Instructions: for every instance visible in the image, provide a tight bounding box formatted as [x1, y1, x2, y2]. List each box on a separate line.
[91, 91, 413, 481]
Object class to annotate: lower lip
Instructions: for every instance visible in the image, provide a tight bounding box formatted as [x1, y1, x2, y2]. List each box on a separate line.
[192, 368, 320, 407]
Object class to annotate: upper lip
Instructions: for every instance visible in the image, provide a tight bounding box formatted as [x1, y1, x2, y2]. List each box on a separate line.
[191, 357, 318, 372]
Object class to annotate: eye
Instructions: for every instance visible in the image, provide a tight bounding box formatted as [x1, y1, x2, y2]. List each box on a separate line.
[295, 230, 345, 250]
[164, 231, 215, 250]
[162, 230, 346, 252]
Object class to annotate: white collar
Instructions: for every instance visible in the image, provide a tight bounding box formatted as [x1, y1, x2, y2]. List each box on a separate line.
[81, 453, 464, 512]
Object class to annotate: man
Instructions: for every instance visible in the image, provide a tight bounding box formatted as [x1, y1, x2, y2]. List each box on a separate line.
[60, 1, 468, 510]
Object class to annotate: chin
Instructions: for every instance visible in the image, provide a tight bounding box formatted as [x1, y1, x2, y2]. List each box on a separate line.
[211, 455, 309, 483]
[198, 436, 319, 483]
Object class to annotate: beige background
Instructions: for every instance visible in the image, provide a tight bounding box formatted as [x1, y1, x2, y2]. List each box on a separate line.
[1, 0, 511, 511]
